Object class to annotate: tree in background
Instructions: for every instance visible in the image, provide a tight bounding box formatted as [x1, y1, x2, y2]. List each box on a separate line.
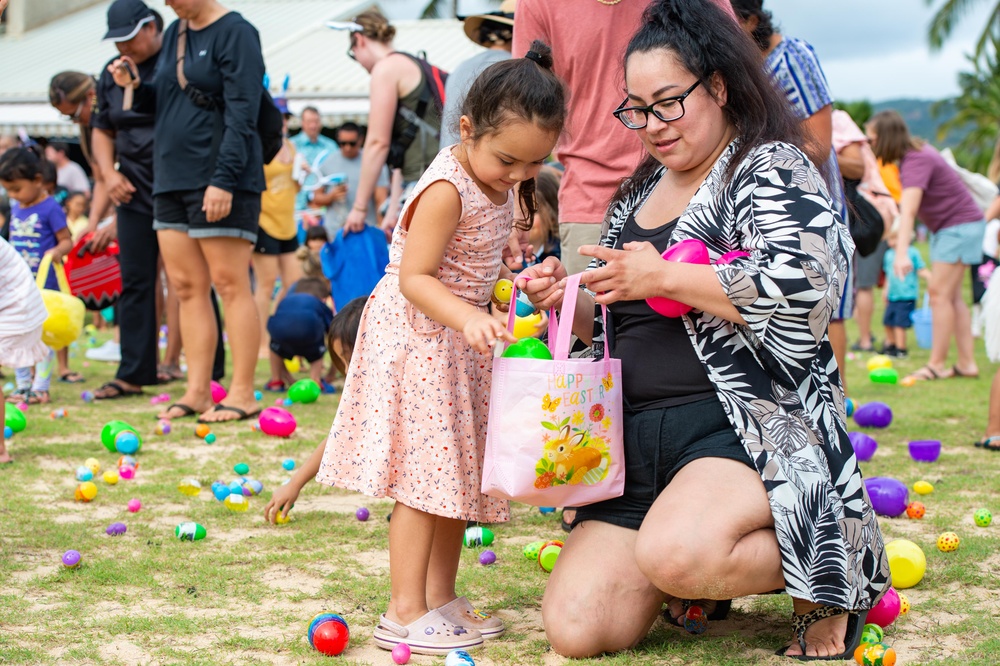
[926, 0, 1000, 57]
[834, 100, 874, 128]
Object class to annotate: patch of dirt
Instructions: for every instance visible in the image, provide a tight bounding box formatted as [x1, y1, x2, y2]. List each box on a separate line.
[97, 639, 155, 665]
[352, 549, 390, 575]
[262, 565, 329, 595]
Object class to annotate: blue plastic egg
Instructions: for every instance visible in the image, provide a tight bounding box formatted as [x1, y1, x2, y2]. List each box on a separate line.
[282, 458, 295, 471]
[75, 466, 94, 482]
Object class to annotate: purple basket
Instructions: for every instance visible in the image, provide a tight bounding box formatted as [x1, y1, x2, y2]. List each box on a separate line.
[908, 440, 941, 463]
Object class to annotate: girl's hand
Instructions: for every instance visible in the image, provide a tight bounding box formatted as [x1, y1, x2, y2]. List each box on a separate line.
[516, 256, 567, 310]
[264, 483, 301, 524]
[463, 311, 516, 353]
[108, 57, 139, 88]
[578, 241, 666, 304]
[893, 252, 913, 281]
[202, 186, 233, 222]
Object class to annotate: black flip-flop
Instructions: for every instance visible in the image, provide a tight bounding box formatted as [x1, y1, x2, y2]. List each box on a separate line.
[58, 372, 86, 384]
[159, 403, 198, 419]
[197, 404, 262, 424]
[94, 381, 144, 400]
[974, 435, 1000, 450]
[775, 608, 867, 661]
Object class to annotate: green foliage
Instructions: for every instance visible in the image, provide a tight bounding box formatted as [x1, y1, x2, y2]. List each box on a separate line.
[934, 35, 1000, 174]
[834, 100, 874, 127]
[925, 0, 1000, 58]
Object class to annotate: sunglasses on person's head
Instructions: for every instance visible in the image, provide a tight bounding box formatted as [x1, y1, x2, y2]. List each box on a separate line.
[65, 101, 86, 122]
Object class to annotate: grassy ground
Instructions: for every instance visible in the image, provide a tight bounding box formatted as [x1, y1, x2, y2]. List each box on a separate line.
[1, 280, 998, 665]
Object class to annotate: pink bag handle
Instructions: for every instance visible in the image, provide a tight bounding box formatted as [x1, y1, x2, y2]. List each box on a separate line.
[507, 273, 609, 362]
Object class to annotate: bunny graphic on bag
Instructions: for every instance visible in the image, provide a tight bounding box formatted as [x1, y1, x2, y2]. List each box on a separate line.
[535, 396, 614, 488]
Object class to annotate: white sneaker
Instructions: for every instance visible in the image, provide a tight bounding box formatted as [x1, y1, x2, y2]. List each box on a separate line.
[85, 341, 122, 362]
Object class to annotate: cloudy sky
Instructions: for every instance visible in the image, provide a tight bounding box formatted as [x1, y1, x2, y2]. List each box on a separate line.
[386, 0, 993, 103]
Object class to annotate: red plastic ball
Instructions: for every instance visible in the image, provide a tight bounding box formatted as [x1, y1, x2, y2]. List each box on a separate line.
[311, 619, 349, 656]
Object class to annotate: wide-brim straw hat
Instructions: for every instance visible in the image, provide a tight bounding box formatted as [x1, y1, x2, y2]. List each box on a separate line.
[460, 0, 516, 46]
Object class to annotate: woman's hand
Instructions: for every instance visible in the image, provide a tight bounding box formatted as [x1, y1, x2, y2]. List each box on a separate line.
[892, 251, 913, 281]
[578, 242, 666, 304]
[463, 311, 516, 354]
[344, 207, 367, 234]
[108, 57, 139, 88]
[202, 186, 233, 222]
[106, 170, 136, 206]
[89, 219, 118, 253]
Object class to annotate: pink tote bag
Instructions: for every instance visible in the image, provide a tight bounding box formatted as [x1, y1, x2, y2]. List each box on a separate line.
[482, 273, 624, 507]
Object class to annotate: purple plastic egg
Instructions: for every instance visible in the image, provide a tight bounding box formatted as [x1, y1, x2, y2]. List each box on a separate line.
[106, 522, 127, 536]
[848, 432, 878, 462]
[864, 477, 909, 517]
[356, 507, 370, 522]
[908, 440, 941, 463]
[479, 550, 497, 566]
[854, 401, 893, 429]
[62, 550, 81, 568]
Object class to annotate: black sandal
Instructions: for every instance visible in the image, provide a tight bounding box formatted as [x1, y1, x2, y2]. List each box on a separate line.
[775, 606, 867, 661]
[664, 598, 732, 625]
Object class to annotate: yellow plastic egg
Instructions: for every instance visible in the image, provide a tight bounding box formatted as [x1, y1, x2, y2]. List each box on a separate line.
[936, 532, 960, 552]
[884, 538, 926, 589]
[513, 312, 545, 339]
[75, 481, 98, 502]
[493, 278, 513, 304]
[275, 511, 291, 524]
[103, 471, 119, 485]
[284, 357, 301, 373]
[84, 458, 101, 475]
[913, 480, 934, 495]
[897, 591, 910, 615]
[866, 355, 893, 372]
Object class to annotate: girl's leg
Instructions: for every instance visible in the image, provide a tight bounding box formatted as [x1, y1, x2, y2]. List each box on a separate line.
[926, 261, 965, 373]
[14, 367, 32, 393]
[387, 502, 436, 625]
[635, 458, 848, 658]
[251, 252, 279, 359]
[277, 250, 303, 299]
[0, 387, 9, 463]
[425, 515, 467, 609]
[308, 358, 324, 385]
[55, 347, 78, 381]
[29, 349, 55, 403]
[156, 229, 215, 418]
[978, 368, 1000, 449]
[198, 237, 259, 421]
[543, 520, 667, 658]
[268, 352, 285, 385]
[893, 326, 907, 351]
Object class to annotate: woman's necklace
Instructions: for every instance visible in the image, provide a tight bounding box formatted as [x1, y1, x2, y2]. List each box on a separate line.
[594, 0, 624, 5]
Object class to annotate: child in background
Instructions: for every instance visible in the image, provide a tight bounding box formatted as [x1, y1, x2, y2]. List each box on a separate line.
[0, 148, 72, 404]
[304, 224, 329, 254]
[263, 295, 367, 520]
[525, 166, 561, 267]
[63, 191, 90, 241]
[0, 236, 50, 463]
[265, 247, 333, 390]
[39, 159, 68, 208]
[883, 221, 932, 359]
[315, 43, 566, 655]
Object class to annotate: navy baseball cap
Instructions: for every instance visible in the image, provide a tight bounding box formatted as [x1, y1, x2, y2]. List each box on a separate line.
[103, 0, 155, 42]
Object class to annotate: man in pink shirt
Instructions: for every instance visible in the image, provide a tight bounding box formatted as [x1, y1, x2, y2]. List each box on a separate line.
[513, 0, 735, 275]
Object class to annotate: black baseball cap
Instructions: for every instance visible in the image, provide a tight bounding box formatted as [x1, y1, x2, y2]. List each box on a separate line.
[103, 0, 155, 42]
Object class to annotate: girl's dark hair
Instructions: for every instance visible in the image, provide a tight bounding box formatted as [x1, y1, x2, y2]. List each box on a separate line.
[612, 0, 804, 206]
[867, 110, 923, 165]
[533, 167, 561, 248]
[294, 276, 331, 301]
[729, 0, 776, 51]
[0, 147, 43, 182]
[326, 295, 368, 375]
[305, 225, 330, 243]
[460, 40, 567, 230]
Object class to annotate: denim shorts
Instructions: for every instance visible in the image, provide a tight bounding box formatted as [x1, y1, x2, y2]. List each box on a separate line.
[573, 397, 754, 531]
[883, 300, 915, 329]
[930, 220, 986, 265]
[154, 188, 261, 243]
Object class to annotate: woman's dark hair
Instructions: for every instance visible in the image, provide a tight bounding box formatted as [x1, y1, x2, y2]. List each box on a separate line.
[48, 71, 94, 108]
[867, 110, 923, 165]
[0, 147, 43, 182]
[326, 295, 368, 376]
[612, 0, 804, 206]
[461, 40, 567, 230]
[150, 8, 164, 33]
[729, 0, 776, 51]
[305, 225, 330, 243]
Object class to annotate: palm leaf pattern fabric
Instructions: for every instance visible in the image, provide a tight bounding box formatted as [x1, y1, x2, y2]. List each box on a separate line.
[588, 140, 890, 610]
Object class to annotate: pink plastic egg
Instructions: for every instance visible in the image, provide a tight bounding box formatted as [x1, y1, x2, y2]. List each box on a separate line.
[647, 239, 710, 317]
[118, 464, 136, 480]
[717, 250, 751, 265]
[127, 498, 142, 513]
[210, 381, 228, 404]
[258, 407, 297, 437]
[868, 586, 901, 628]
[391, 642, 411, 664]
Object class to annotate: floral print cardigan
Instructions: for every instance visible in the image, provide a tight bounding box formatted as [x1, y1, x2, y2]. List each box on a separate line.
[588, 140, 890, 610]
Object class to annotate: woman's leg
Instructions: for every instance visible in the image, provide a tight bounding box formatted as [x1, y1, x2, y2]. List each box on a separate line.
[251, 252, 278, 359]
[636, 458, 848, 658]
[387, 502, 436, 625]
[542, 520, 667, 658]
[198, 237, 259, 421]
[156, 229, 215, 418]
[277, 250, 303, 301]
[926, 261, 966, 374]
[163, 264, 183, 369]
[950, 268, 978, 375]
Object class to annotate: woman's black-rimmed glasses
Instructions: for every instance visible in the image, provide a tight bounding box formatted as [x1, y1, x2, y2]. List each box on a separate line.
[613, 80, 702, 130]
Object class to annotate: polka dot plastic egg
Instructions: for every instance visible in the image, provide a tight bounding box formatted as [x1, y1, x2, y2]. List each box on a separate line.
[897, 592, 910, 615]
[860, 623, 883, 646]
[974, 508, 992, 527]
[936, 532, 960, 552]
[905, 501, 926, 519]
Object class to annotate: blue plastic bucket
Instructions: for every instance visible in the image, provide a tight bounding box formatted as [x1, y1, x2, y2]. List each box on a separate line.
[911, 300, 932, 349]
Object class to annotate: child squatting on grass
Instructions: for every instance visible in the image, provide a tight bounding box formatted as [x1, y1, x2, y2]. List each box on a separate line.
[309, 43, 567, 656]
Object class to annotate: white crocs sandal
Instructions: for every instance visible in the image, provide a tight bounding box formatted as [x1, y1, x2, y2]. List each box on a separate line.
[437, 596, 506, 639]
[372, 608, 484, 655]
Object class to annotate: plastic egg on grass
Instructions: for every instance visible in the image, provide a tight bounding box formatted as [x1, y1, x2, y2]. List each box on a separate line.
[127, 498, 142, 513]
[539, 507, 556, 515]
[445, 649, 476, 666]
[106, 522, 127, 536]
[898, 592, 911, 615]
[282, 458, 295, 471]
[884, 539, 926, 589]
[862, 642, 896, 666]
[391, 642, 411, 664]
[310, 617, 349, 656]
[356, 507, 370, 522]
[175, 521, 207, 541]
[62, 550, 82, 568]
[538, 540, 564, 573]
[908, 439, 941, 463]
[974, 508, 993, 527]
[84, 458, 100, 475]
[853, 402, 893, 429]
[906, 502, 926, 519]
[913, 480, 934, 495]
[155, 421, 171, 436]
[479, 550, 497, 566]
[103, 471, 119, 485]
[234, 462, 250, 475]
[869, 368, 898, 384]
[101, 420, 137, 453]
[118, 464, 136, 480]
[864, 477, 909, 518]
[282, 397, 294, 407]
[845, 397, 856, 417]
[115, 430, 141, 455]
[848, 432, 878, 462]
[75, 481, 98, 502]
[224, 494, 249, 512]
[463, 526, 494, 547]
[81, 390, 95, 403]
[258, 407, 297, 437]
[210, 381, 228, 403]
[860, 622, 884, 645]
[177, 478, 201, 496]
[203, 433, 216, 444]
[275, 511, 292, 524]
[867, 587, 901, 628]
[523, 541, 545, 561]
[75, 466, 94, 482]
[936, 532, 960, 552]
[288, 378, 321, 404]
[866, 355, 893, 372]
[195, 424, 210, 439]
[244, 479, 263, 496]
[4, 406, 26, 433]
[212, 483, 231, 501]
[3, 425, 12, 439]
[283, 357, 301, 374]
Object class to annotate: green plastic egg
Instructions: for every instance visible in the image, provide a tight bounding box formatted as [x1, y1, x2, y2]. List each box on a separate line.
[288, 379, 321, 404]
[463, 526, 495, 547]
[869, 368, 898, 384]
[101, 420, 137, 453]
[175, 522, 207, 541]
[502, 338, 552, 360]
[4, 406, 27, 433]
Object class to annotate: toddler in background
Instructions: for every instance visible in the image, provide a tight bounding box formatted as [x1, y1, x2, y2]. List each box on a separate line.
[265, 247, 333, 390]
[0, 236, 50, 462]
[0, 148, 72, 404]
[525, 166, 562, 267]
[263, 295, 367, 522]
[883, 221, 932, 358]
[304, 224, 329, 254]
[63, 191, 90, 241]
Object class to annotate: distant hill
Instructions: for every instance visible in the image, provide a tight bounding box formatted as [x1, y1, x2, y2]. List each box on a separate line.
[871, 98, 960, 146]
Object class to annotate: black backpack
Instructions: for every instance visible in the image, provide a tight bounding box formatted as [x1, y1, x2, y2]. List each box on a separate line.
[387, 51, 448, 172]
[843, 178, 885, 257]
[176, 20, 284, 165]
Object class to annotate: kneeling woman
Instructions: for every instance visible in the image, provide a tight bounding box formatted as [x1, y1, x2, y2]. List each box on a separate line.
[520, 0, 889, 659]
